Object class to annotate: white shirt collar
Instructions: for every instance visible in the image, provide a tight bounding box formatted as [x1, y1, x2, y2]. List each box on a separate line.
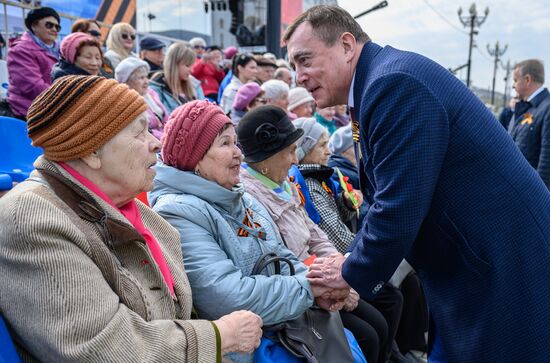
[527, 85, 546, 102]
[348, 71, 356, 108]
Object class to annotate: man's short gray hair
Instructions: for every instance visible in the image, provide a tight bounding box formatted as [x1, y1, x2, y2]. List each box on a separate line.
[515, 59, 545, 84]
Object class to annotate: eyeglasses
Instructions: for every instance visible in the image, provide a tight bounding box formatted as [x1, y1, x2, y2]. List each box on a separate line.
[44, 21, 61, 32]
[88, 30, 102, 38]
[193, 45, 205, 50]
[121, 33, 136, 40]
[255, 97, 267, 104]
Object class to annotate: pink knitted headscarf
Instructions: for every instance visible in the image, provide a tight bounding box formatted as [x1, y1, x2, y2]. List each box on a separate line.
[60, 32, 94, 63]
[162, 100, 232, 171]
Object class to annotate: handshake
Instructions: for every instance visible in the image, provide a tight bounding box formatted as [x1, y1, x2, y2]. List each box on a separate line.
[307, 253, 359, 312]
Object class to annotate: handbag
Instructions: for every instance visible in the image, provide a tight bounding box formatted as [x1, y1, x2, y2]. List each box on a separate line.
[252, 252, 355, 363]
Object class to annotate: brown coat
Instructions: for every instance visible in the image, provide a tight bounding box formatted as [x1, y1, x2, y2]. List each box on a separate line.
[0, 157, 218, 362]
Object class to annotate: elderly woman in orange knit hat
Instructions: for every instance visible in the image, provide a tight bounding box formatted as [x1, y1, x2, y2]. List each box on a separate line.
[0, 75, 261, 362]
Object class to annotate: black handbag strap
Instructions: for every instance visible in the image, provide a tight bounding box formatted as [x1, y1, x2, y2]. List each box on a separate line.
[251, 252, 296, 276]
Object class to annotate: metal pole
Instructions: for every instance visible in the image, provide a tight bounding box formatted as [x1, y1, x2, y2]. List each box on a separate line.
[487, 41, 507, 105]
[458, 3, 489, 88]
[491, 49, 498, 105]
[3, 2, 7, 60]
[466, 16, 475, 87]
[502, 59, 511, 107]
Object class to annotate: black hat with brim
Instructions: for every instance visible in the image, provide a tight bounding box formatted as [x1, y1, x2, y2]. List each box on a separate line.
[237, 105, 304, 163]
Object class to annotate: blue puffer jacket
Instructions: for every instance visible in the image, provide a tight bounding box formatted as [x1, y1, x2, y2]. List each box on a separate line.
[149, 161, 313, 325]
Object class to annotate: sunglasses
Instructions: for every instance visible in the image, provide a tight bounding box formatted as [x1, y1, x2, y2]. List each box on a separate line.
[88, 30, 102, 38]
[44, 21, 61, 32]
[121, 33, 136, 40]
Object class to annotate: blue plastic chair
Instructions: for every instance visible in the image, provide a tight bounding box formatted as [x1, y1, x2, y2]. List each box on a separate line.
[0, 314, 21, 363]
[0, 116, 43, 183]
[0, 173, 12, 191]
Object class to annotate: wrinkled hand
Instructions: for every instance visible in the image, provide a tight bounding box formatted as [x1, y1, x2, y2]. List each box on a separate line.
[307, 253, 350, 290]
[343, 288, 360, 312]
[314, 286, 350, 312]
[353, 190, 363, 207]
[214, 310, 263, 354]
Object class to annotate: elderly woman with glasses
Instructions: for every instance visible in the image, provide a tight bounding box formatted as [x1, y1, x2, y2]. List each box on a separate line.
[51, 32, 103, 80]
[105, 22, 137, 70]
[0, 76, 262, 362]
[7, 7, 60, 120]
[116, 57, 169, 140]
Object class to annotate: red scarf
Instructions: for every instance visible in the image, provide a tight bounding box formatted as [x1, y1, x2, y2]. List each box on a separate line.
[59, 162, 175, 296]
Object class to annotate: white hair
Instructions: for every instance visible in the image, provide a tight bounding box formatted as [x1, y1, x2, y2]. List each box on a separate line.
[261, 79, 290, 101]
[189, 37, 206, 48]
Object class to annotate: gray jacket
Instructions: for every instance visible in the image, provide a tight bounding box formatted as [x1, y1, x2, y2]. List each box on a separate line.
[149, 162, 313, 325]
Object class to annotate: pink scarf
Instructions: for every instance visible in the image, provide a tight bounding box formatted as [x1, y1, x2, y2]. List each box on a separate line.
[59, 162, 175, 296]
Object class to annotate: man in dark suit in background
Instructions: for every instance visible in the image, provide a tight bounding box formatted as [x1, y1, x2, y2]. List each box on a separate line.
[508, 59, 550, 188]
[284, 5, 550, 362]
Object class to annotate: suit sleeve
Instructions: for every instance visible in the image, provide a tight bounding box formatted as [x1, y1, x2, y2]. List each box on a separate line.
[535, 107, 550, 188]
[342, 72, 449, 300]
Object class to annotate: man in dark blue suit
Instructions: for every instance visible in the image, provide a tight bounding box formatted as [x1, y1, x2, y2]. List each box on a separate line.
[284, 5, 550, 362]
[508, 59, 550, 189]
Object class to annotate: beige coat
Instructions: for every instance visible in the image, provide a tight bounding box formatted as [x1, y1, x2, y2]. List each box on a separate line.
[240, 168, 337, 261]
[0, 157, 218, 362]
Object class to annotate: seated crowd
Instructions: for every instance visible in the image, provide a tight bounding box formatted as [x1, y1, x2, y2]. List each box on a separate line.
[0, 6, 429, 363]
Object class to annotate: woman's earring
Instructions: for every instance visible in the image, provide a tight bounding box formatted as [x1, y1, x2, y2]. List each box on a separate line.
[261, 167, 268, 175]
[194, 169, 201, 176]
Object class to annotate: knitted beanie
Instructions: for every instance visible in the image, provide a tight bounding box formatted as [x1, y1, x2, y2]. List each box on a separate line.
[293, 117, 327, 161]
[288, 87, 315, 111]
[27, 75, 147, 161]
[329, 124, 353, 155]
[60, 32, 93, 63]
[162, 100, 232, 171]
[115, 57, 150, 83]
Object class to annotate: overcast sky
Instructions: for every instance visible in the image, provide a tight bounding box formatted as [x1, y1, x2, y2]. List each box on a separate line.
[338, 0, 550, 99]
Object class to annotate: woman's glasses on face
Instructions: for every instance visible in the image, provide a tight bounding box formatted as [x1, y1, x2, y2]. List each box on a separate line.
[44, 21, 61, 32]
[121, 33, 136, 40]
[88, 30, 102, 38]
[255, 97, 267, 104]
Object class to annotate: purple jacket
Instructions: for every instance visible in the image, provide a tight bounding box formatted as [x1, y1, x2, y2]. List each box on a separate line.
[7, 32, 58, 118]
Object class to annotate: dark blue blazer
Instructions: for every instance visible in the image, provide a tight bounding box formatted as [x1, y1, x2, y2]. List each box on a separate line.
[508, 88, 550, 188]
[342, 42, 550, 362]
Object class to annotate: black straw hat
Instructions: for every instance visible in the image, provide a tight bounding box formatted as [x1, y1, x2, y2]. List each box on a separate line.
[237, 105, 304, 163]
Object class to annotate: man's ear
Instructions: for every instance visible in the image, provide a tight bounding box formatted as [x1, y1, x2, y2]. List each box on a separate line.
[341, 32, 357, 62]
[80, 151, 102, 170]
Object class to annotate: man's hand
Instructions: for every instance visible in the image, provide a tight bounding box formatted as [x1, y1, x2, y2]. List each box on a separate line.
[307, 253, 350, 290]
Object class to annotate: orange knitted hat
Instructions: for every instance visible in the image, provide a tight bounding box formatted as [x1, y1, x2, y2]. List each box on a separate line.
[27, 75, 147, 161]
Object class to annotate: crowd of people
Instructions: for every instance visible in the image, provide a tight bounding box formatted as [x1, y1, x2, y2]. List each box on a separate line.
[1, 4, 549, 363]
